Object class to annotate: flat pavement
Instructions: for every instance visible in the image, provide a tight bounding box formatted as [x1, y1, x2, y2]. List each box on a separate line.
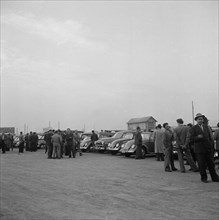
[0, 150, 219, 220]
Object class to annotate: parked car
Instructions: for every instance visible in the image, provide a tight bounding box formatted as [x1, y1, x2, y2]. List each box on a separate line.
[37, 134, 46, 149]
[13, 136, 20, 148]
[120, 132, 155, 158]
[80, 132, 112, 152]
[95, 131, 126, 153]
[108, 131, 136, 155]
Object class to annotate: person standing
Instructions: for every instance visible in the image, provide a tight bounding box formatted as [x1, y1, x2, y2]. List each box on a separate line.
[45, 130, 53, 159]
[32, 132, 38, 152]
[25, 133, 30, 151]
[29, 132, 34, 152]
[18, 132, 25, 153]
[213, 122, 219, 168]
[74, 130, 82, 156]
[65, 128, 75, 158]
[162, 123, 177, 172]
[174, 118, 199, 173]
[189, 113, 219, 183]
[135, 126, 143, 159]
[153, 124, 164, 161]
[91, 130, 98, 147]
[0, 133, 6, 154]
[51, 130, 62, 159]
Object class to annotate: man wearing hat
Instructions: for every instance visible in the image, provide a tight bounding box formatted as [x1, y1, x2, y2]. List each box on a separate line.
[174, 118, 199, 173]
[189, 113, 219, 183]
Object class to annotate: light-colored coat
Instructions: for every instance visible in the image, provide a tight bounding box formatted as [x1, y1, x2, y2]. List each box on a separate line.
[153, 129, 164, 153]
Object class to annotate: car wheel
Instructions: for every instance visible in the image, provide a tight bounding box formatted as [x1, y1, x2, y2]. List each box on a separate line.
[125, 153, 130, 157]
[111, 151, 117, 155]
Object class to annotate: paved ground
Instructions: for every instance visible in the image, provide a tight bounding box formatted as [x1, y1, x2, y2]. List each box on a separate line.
[0, 149, 219, 220]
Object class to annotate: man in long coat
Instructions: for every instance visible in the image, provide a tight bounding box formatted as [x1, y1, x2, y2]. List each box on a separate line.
[189, 113, 219, 183]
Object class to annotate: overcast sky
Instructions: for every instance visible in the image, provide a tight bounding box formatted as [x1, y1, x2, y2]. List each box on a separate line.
[1, 0, 218, 132]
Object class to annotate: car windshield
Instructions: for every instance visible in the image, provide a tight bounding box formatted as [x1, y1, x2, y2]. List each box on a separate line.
[112, 132, 124, 139]
[81, 134, 92, 140]
[122, 133, 134, 139]
[38, 135, 44, 139]
[141, 133, 150, 140]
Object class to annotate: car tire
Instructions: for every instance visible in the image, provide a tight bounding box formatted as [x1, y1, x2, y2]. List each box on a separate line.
[111, 151, 117, 155]
[125, 153, 130, 157]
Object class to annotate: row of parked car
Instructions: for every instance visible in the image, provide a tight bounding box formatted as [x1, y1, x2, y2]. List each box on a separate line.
[12, 134, 46, 149]
[80, 130, 155, 158]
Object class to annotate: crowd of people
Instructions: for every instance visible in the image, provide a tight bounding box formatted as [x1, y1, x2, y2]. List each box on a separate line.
[134, 113, 219, 183]
[1, 113, 219, 183]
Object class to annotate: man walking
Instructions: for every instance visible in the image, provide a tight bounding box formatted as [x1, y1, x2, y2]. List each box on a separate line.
[174, 118, 199, 173]
[189, 113, 219, 183]
[162, 123, 177, 172]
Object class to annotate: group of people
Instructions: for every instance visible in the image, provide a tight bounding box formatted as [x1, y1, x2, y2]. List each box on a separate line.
[151, 113, 219, 183]
[44, 128, 82, 159]
[0, 133, 13, 153]
[0, 131, 40, 154]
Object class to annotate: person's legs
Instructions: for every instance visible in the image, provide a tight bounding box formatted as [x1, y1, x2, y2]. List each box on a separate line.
[205, 152, 219, 181]
[196, 153, 208, 182]
[184, 148, 199, 171]
[177, 148, 185, 172]
[164, 147, 171, 171]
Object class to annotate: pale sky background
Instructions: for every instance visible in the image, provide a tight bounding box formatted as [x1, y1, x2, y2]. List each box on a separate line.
[0, 0, 218, 132]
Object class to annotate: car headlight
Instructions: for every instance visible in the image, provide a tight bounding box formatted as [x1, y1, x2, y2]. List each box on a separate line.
[131, 144, 135, 149]
[116, 143, 120, 147]
[121, 144, 124, 149]
[108, 143, 111, 147]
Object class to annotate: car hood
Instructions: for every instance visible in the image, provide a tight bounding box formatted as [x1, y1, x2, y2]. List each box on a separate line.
[96, 137, 118, 144]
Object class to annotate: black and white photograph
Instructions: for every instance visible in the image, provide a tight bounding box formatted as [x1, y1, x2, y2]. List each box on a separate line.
[0, 0, 218, 219]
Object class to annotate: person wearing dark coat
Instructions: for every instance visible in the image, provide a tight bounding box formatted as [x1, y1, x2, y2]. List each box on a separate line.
[44, 130, 53, 159]
[18, 132, 25, 153]
[32, 132, 38, 151]
[189, 113, 219, 183]
[65, 128, 76, 158]
[29, 132, 34, 152]
[135, 126, 143, 159]
[25, 133, 30, 151]
[0, 133, 6, 153]
[91, 130, 98, 147]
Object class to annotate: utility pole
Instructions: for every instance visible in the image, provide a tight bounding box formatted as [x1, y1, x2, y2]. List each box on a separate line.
[192, 101, 195, 125]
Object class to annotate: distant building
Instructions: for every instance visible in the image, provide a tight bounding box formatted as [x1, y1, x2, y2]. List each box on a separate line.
[127, 116, 157, 131]
[0, 127, 15, 134]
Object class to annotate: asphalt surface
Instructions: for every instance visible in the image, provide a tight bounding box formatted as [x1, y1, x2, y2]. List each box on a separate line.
[0, 149, 219, 220]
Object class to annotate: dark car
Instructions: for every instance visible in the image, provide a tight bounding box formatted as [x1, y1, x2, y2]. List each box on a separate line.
[120, 132, 155, 158]
[80, 132, 112, 152]
[108, 131, 136, 155]
[94, 131, 126, 153]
